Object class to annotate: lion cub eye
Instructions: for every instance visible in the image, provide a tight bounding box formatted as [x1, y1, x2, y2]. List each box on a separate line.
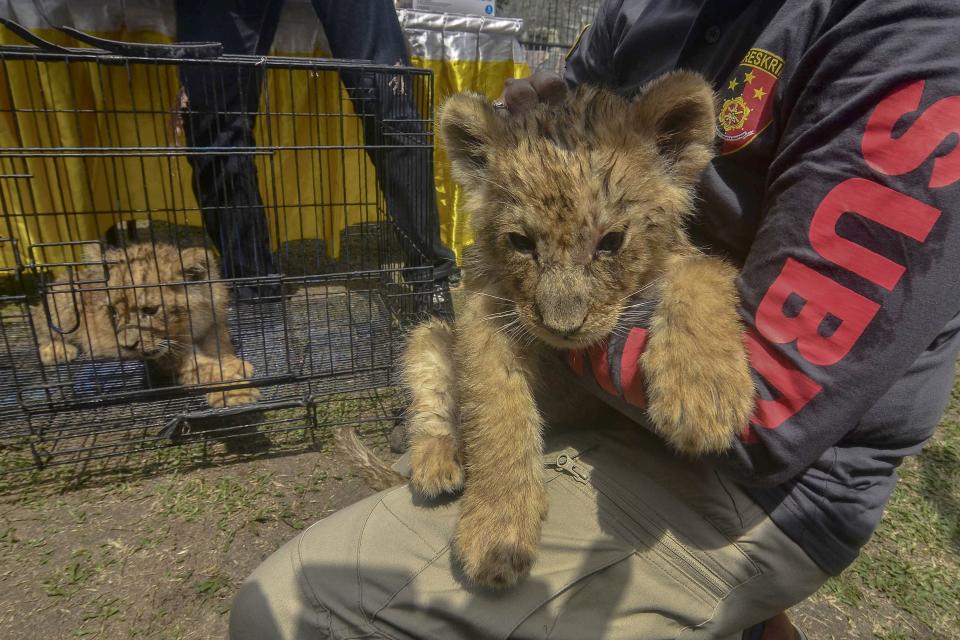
[507, 232, 536, 255]
[596, 231, 625, 255]
[140, 306, 159, 317]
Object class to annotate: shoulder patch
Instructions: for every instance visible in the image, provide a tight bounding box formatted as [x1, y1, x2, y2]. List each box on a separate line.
[717, 47, 784, 154]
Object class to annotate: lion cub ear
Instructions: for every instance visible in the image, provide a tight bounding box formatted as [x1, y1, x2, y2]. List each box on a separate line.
[79, 243, 107, 280]
[631, 71, 717, 183]
[439, 92, 504, 179]
[179, 246, 219, 282]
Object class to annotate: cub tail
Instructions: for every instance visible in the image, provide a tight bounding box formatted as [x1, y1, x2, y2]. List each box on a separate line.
[334, 426, 407, 491]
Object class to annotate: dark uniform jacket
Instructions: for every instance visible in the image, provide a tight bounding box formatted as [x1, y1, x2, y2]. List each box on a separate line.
[563, 0, 960, 574]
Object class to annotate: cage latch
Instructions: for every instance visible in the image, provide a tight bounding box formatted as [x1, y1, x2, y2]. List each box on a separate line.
[32, 240, 110, 336]
[159, 398, 302, 442]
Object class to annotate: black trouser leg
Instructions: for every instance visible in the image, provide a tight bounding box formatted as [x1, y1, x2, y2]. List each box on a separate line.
[175, 0, 284, 282]
[312, 0, 457, 278]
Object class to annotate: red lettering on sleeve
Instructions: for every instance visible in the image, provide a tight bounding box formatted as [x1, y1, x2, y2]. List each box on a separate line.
[739, 424, 759, 444]
[745, 328, 823, 430]
[736, 78, 954, 438]
[756, 257, 880, 366]
[863, 79, 960, 188]
[619, 327, 649, 408]
[809, 178, 941, 291]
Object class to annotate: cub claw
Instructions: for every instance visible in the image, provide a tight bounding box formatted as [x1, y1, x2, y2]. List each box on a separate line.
[38, 341, 78, 365]
[198, 356, 259, 408]
[459, 540, 535, 590]
[410, 434, 464, 497]
[453, 487, 545, 590]
[207, 386, 261, 408]
[643, 335, 754, 456]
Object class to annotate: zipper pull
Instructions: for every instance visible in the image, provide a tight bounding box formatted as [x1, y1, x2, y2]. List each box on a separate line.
[551, 451, 590, 484]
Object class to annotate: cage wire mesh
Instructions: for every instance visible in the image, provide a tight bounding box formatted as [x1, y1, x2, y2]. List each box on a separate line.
[497, 0, 602, 75]
[0, 25, 444, 477]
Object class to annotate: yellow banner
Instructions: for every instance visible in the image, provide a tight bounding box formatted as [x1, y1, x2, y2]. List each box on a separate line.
[0, 7, 529, 270]
[399, 10, 530, 262]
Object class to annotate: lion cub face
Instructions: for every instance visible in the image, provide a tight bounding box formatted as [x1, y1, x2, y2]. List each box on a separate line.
[440, 72, 717, 348]
[90, 243, 224, 359]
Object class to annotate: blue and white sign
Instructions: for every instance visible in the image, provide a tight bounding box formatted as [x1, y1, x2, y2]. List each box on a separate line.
[411, 0, 496, 17]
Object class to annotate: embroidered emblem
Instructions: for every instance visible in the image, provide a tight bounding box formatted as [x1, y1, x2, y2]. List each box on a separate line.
[719, 96, 752, 135]
[717, 47, 784, 154]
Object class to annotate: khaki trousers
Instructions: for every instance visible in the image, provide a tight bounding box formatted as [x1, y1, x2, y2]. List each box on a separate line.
[229, 424, 827, 639]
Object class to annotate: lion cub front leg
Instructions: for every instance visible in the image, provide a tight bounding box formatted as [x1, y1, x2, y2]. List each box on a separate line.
[452, 295, 546, 589]
[37, 336, 80, 365]
[643, 254, 755, 456]
[176, 349, 259, 408]
[403, 319, 464, 497]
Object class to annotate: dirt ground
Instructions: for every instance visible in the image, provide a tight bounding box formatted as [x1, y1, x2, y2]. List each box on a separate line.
[0, 436, 381, 640]
[1, 378, 958, 640]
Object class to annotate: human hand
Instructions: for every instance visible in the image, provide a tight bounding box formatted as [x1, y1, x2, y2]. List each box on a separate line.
[494, 71, 568, 115]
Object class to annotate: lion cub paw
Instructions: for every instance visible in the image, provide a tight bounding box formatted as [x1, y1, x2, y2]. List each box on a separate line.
[200, 357, 260, 408]
[38, 341, 79, 365]
[643, 332, 754, 456]
[410, 434, 464, 498]
[453, 488, 545, 590]
[206, 385, 261, 409]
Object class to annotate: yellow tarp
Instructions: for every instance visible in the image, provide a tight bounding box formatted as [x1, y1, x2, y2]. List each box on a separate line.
[0, 28, 375, 270]
[0, 9, 529, 270]
[400, 11, 530, 261]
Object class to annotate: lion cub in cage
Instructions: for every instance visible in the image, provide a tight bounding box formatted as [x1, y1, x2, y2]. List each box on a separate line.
[397, 71, 756, 590]
[32, 242, 259, 408]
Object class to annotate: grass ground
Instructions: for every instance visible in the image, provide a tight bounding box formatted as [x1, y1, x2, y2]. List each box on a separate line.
[0, 430, 383, 639]
[791, 368, 960, 639]
[0, 368, 957, 639]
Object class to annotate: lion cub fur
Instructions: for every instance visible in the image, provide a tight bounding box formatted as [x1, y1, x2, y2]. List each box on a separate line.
[400, 71, 754, 589]
[32, 242, 258, 408]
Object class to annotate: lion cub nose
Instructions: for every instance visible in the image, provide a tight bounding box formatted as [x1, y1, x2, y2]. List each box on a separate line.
[118, 329, 140, 350]
[536, 271, 590, 338]
[536, 304, 587, 337]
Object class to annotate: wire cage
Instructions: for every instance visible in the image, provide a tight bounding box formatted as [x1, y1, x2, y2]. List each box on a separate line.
[0, 23, 445, 477]
[498, 0, 602, 75]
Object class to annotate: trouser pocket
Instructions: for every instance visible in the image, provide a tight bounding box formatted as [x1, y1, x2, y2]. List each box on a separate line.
[368, 440, 763, 639]
[547, 445, 760, 608]
[372, 469, 636, 640]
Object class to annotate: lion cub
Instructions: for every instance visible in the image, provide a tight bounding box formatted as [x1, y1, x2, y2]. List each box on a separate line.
[398, 71, 755, 590]
[32, 242, 259, 408]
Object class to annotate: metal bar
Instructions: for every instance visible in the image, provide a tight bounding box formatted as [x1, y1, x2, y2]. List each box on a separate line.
[57, 26, 223, 60]
[0, 18, 72, 53]
[0, 143, 432, 156]
[0, 47, 433, 75]
[0, 147, 275, 157]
